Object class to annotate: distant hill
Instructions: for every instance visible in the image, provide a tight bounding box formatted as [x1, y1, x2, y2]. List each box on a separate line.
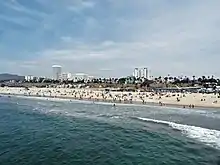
[0, 73, 25, 81]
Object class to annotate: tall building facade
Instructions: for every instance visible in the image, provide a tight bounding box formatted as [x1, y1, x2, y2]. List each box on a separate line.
[52, 65, 62, 80]
[133, 68, 139, 78]
[133, 67, 149, 79]
[143, 68, 149, 79]
[25, 75, 34, 82]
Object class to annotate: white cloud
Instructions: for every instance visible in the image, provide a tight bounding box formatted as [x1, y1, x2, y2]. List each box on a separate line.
[13, 40, 174, 77]
[1, 0, 220, 77]
[3, 0, 46, 17]
[68, 0, 95, 13]
[60, 36, 73, 43]
[0, 14, 38, 27]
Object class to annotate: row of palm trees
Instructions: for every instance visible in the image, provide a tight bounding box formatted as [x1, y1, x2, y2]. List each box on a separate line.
[157, 75, 218, 84]
[20, 75, 220, 86]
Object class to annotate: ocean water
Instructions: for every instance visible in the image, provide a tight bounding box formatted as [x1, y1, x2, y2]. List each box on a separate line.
[0, 96, 220, 165]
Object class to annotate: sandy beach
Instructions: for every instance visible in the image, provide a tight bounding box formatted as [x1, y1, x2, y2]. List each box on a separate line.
[1, 87, 220, 109]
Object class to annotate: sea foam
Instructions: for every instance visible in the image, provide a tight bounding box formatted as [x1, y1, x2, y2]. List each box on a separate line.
[136, 117, 220, 150]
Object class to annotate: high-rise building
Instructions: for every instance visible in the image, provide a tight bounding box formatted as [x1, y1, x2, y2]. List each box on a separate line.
[139, 69, 143, 78]
[143, 68, 149, 79]
[133, 68, 139, 78]
[133, 67, 149, 79]
[25, 75, 34, 82]
[52, 65, 62, 80]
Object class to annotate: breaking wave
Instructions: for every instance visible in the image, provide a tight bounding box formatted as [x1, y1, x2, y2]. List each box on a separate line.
[136, 117, 220, 150]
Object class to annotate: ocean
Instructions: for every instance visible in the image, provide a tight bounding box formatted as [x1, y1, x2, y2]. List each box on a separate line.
[0, 96, 220, 165]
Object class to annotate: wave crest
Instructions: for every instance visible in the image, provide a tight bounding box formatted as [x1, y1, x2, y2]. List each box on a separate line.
[136, 117, 220, 150]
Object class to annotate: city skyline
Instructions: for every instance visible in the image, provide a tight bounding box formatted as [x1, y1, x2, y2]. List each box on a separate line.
[0, 0, 220, 77]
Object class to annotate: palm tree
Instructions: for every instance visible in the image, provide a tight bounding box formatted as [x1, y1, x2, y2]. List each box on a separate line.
[164, 77, 168, 82]
[198, 77, 202, 83]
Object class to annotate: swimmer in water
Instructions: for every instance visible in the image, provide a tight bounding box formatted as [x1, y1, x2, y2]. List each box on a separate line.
[113, 104, 116, 107]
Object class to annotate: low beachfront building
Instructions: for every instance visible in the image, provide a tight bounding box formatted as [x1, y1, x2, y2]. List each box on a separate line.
[25, 75, 35, 82]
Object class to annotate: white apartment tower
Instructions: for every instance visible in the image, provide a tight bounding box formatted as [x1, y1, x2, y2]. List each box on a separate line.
[52, 65, 62, 80]
[133, 67, 149, 79]
[133, 68, 139, 78]
[25, 75, 34, 82]
[139, 69, 143, 78]
[143, 68, 149, 79]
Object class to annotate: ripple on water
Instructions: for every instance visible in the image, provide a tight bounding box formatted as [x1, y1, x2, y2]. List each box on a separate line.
[1, 96, 220, 165]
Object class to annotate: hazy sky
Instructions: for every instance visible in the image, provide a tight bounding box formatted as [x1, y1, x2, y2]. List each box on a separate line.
[0, 0, 220, 77]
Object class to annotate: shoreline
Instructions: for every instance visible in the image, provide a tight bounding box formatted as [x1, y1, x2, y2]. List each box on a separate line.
[1, 93, 219, 110]
[1, 87, 220, 110]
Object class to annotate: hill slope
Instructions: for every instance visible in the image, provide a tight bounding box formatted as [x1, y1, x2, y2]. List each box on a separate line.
[0, 73, 25, 81]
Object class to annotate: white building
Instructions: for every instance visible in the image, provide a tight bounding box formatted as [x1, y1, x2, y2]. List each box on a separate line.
[133, 68, 139, 78]
[25, 75, 34, 82]
[61, 73, 67, 80]
[133, 67, 149, 79]
[139, 69, 143, 78]
[143, 68, 149, 79]
[74, 73, 88, 81]
[87, 76, 95, 81]
[61, 72, 72, 80]
[52, 65, 62, 80]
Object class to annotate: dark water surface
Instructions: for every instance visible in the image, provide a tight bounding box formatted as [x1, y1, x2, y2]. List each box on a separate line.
[0, 96, 220, 165]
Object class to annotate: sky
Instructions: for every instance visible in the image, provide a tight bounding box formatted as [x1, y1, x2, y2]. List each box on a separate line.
[0, 0, 220, 78]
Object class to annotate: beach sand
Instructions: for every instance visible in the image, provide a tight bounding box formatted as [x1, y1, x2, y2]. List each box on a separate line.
[0, 87, 220, 109]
